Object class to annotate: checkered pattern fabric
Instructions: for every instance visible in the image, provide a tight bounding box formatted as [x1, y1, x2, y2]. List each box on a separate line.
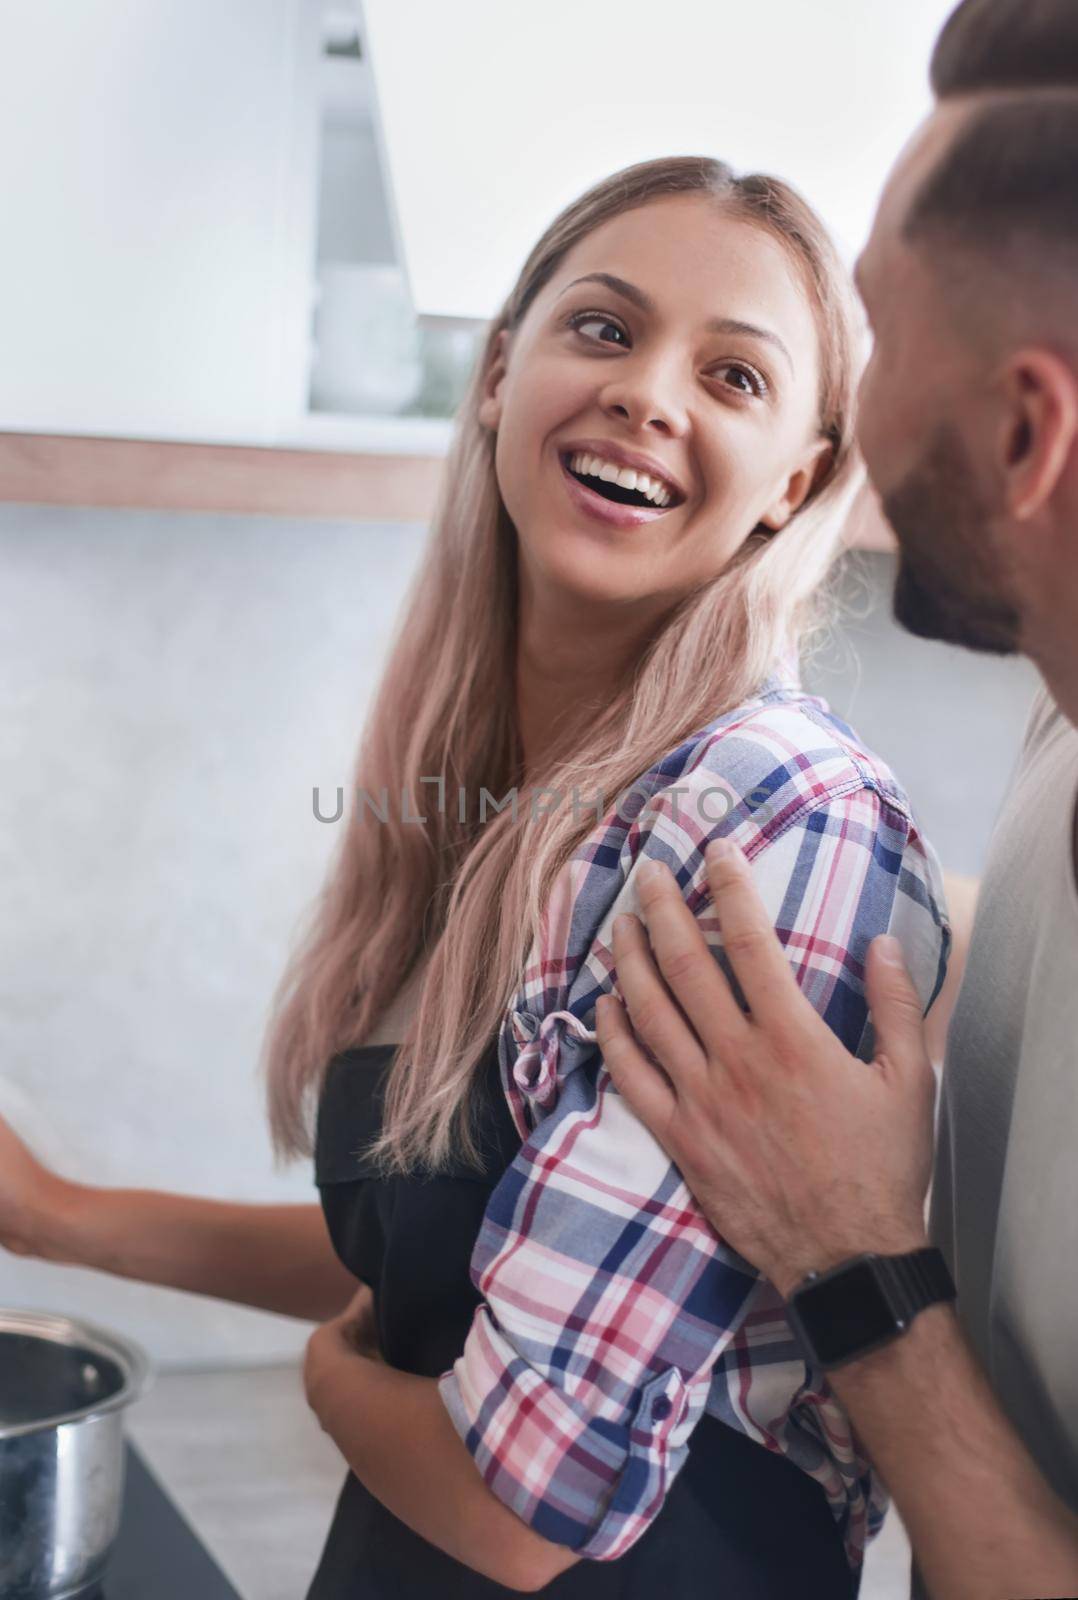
[438, 672, 951, 1570]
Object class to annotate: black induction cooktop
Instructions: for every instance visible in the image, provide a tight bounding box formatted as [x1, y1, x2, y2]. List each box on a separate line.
[81, 1441, 241, 1599]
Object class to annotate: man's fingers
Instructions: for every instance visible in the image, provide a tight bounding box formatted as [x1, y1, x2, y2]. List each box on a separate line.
[704, 841, 810, 1029]
[610, 910, 710, 1085]
[865, 935, 933, 1083]
[633, 860, 750, 1057]
[594, 993, 679, 1138]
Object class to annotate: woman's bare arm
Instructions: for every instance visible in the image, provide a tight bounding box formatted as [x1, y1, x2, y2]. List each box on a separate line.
[303, 1302, 579, 1593]
[46, 1185, 356, 1322]
[2, 1113, 356, 1323]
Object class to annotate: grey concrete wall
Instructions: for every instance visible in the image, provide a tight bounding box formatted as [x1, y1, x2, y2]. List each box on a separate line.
[805, 551, 1039, 878]
[0, 504, 428, 1367]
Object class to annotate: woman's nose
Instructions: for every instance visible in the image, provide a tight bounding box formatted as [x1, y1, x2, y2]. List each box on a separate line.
[598, 360, 689, 437]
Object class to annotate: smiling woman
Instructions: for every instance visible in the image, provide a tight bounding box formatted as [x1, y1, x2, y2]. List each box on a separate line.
[475, 190, 836, 632]
[257, 155, 949, 1598]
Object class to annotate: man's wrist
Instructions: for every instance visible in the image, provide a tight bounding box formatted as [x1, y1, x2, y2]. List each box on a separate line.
[827, 1299, 958, 1388]
[771, 1224, 931, 1300]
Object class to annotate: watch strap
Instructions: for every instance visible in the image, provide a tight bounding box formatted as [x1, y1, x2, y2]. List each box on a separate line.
[876, 1247, 956, 1321]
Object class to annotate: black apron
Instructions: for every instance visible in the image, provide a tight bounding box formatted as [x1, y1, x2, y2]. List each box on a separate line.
[308, 1041, 859, 1599]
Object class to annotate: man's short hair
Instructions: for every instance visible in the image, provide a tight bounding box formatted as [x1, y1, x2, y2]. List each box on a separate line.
[931, 0, 1078, 95]
[903, 90, 1078, 264]
[905, 3, 1078, 284]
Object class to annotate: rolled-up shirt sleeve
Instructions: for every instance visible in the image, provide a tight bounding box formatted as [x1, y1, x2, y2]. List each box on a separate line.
[438, 777, 950, 1561]
[438, 1069, 760, 1556]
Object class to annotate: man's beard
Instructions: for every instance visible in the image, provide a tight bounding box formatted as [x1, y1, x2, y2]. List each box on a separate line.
[882, 422, 1023, 655]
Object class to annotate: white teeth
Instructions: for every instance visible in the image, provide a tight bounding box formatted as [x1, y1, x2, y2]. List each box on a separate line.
[567, 451, 674, 508]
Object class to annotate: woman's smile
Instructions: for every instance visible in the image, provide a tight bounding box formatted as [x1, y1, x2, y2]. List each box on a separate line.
[556, 444, 685, 531]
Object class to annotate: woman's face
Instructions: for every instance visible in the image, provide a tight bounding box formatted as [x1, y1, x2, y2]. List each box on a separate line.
[479, 194, 830, 609]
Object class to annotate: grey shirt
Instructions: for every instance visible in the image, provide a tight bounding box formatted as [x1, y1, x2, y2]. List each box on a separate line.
[930, 685, 1078, 1510]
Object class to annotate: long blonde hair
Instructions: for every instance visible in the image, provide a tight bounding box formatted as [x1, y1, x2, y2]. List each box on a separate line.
[262, 155, 861, 1174]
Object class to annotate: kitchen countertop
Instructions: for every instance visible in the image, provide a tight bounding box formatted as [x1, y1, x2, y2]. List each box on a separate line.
[125, 1365, 345, 1600]
[105, 1445, 243, 1599]
[125, 1364, 912, 1599]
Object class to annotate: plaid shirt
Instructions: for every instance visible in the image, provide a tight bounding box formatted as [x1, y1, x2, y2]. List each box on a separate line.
[437, 672, 951, 1571]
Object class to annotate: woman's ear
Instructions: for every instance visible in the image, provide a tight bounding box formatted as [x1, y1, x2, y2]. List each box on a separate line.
[477, 329, 510, 433]
[998, 349, 1078, 523]
[758, 437, 834, 532]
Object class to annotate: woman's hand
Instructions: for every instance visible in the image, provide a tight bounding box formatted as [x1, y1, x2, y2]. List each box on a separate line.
[0, 1110, 72, 1261]
[304, 1282, 383, 1421]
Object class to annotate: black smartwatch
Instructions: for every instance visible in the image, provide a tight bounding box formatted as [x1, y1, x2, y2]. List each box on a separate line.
[785, 1248, 956, 1370]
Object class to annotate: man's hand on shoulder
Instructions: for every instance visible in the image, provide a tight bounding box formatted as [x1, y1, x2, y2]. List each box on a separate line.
[595, 839, 935, 1296]
[596, 840, 1078, 1599]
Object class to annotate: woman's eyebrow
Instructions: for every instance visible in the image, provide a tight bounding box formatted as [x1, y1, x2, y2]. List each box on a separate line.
[711, 317, 794, 375]
[558, 271, 654, 313]
[557, 272, 794, 374]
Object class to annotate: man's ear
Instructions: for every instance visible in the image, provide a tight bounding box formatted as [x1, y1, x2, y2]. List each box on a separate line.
[758, 437, 834, 532]
[477, 329, 510, 433]
[998, 349, 1078, 522]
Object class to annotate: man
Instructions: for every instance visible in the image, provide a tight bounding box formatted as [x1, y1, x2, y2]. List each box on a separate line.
[593, 3, 1078, 1597]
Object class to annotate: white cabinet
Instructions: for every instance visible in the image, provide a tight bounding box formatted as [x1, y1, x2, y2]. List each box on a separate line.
[302, 14, 480, 451]
[0, 0, 322, 445]
[361, 0, 956, 320]
[0, 0, 476, 454]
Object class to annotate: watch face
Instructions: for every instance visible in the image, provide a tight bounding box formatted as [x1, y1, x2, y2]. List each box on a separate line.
[792, 1259, 898, 1366]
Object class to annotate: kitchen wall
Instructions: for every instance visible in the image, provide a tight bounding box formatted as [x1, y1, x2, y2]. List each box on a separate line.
[0, 503, 427, 1369]
[0, 505, 1038, 1370]
[803, 553, 1039, 876]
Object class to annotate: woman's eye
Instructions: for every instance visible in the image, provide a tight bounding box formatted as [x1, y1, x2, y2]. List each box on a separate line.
[569, 312, 629, 347]
[713, 362, 768, 398]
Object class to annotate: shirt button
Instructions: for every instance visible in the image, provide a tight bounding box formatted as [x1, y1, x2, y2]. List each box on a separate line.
[650, 1394, 673, 1422]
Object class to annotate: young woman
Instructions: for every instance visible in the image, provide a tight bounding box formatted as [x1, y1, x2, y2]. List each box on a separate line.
[278, 154, 950, 1596]
[1, 157, 949, 1597]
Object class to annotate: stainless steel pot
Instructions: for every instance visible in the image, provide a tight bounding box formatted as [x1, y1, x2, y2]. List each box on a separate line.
[0, 1310, 151, 1600]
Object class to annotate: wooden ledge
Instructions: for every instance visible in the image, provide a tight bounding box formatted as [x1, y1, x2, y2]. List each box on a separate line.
[0, 432, 445, 521]
[0, 431, 895, 550]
